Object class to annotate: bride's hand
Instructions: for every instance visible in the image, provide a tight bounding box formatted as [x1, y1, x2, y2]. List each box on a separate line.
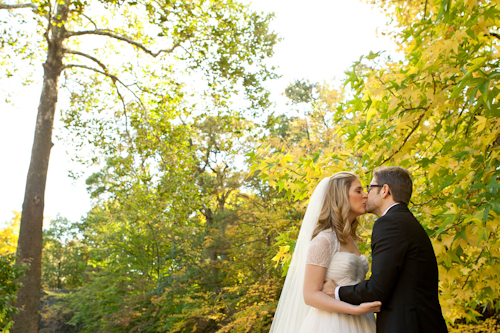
[356, 301, 382, 315]
[322, 278, 338, 297]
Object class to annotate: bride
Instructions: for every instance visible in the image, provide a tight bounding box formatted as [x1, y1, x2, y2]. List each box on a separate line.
[270, 172, 381, 333]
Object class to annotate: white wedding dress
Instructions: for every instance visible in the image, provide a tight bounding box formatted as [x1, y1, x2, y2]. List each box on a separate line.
[298, 229, 376, 333]
[269, 178, 375, 333]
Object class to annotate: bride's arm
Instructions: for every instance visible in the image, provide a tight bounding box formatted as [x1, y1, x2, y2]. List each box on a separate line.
[303, 264, 381, 315]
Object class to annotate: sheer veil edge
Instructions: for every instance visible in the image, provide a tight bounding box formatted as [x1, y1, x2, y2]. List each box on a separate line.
[269, 177, 330, 333]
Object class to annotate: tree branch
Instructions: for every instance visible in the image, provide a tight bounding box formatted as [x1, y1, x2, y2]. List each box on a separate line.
[80, 13, 98, 30]
[63, 63, 146, 112]
[380, 110, 427, 165]
[43, 0, 52, 44]
[64, 64, 119, 84]
[63, 49, 108, 72]
[63, 63, 128, 129]
[411, 196, 437, 207]
[461, 247, 484, 289]
[65, 29, 181, 57]
[63, 63, 154, 140]
[0, 3, 37, 10]
[489, 32, 500, 41]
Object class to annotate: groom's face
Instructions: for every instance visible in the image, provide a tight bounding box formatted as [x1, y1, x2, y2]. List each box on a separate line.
[366, 177, 382, 213]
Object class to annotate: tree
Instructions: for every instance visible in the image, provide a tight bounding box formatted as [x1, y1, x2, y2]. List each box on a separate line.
[248, 80, 350, 202]
[0, 0, 276, 331]
[0, 253, 25, 332]
[0, 214, 24, 332]
[334, 0, 500, 324]
[38, 109, 299, 331]
[252, 0, 500, 328]
[42, 216, 87, 289]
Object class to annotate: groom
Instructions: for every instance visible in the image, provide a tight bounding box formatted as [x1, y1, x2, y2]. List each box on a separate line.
[324, 166, 447, 332]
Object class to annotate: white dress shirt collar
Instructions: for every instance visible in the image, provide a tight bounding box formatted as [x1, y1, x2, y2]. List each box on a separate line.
[382, 203, 400, 216]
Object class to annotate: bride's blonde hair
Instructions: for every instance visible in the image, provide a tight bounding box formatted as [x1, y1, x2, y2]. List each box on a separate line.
[312, 172, 362, 244]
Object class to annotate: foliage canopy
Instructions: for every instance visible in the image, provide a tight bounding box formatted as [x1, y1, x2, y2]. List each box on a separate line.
[2, 0, 500, 331]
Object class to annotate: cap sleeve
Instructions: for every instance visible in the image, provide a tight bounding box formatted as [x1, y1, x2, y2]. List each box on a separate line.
[306, 230, 338, 267]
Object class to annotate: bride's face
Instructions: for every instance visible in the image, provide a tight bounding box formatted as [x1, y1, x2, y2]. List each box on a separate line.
[348, 178, 367, 220]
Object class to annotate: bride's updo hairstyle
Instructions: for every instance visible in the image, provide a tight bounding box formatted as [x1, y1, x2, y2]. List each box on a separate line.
[311, 171, 362, 244]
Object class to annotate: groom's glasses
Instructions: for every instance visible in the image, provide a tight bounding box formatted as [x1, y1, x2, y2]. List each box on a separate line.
[366, 184, 384, 193]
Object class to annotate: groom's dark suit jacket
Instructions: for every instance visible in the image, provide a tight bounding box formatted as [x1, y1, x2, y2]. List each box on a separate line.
[339, 204, 448, 333]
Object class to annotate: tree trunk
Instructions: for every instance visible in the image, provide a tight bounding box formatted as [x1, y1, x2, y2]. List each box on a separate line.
[12, 1, 69, 332]
[57, 261, 62, 289]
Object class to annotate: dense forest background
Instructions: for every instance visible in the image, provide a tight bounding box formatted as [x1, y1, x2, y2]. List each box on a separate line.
[1, 0, 500, 332]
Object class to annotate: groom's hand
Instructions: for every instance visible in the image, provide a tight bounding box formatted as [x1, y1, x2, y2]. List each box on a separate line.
[322, 278, 338, 297]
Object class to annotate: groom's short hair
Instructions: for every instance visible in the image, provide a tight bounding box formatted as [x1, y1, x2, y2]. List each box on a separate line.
[373, 166, 412, 205]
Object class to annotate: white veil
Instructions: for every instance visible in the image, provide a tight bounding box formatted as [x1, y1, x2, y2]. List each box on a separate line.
[269, 177, 330, 333]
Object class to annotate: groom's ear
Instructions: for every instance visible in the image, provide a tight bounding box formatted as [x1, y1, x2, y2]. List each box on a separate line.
[382, 184, 391, 198]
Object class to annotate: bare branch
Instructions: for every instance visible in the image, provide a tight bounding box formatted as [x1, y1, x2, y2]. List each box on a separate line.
[65, 29, 181, 57]
[44, 1, 51, 44]
[80, 13, 98, 30]
[489, 32, 500, 41]
[0, 3, 37, 10]
[411, 196, 438, 207]
[380, 110, 427, 165]
[63, 64, 129, 137]
[64, 63, 118, 83]
[63, 63, 147, 131]
[63, 49, 108, 72]
[64, 63, 127, 112]
[462, 248, 485, 289]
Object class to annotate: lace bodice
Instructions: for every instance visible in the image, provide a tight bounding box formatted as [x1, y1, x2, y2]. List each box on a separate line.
[306, 229, 340, 267]
[306, 229, 369, 286]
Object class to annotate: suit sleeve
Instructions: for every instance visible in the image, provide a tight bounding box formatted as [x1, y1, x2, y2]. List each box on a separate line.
[339, 216, 408, 305]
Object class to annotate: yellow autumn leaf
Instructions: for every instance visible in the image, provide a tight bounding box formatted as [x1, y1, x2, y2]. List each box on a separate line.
[367, 106, 377, 121]
[475, 115, 487, 132]
[0, 212, 21, 256]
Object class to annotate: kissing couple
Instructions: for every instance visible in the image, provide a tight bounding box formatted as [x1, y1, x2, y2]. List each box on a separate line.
[270, 167, 448, 333]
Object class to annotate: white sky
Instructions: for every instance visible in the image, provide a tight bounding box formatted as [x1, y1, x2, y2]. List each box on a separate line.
[0, 0, 397, 225]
